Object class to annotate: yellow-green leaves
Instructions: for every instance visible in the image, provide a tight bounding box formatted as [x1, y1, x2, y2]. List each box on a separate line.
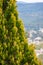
[0, 8, 2, 14]
[0, 0, 41, 65]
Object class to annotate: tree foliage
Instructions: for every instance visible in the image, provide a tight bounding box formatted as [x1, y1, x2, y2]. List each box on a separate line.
[0, 0, 41, 65]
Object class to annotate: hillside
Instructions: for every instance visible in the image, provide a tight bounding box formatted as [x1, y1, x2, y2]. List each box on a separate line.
[17, 2, 43, 27]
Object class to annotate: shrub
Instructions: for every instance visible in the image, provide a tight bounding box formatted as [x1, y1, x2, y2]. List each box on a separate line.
[0, 0, 41, 65]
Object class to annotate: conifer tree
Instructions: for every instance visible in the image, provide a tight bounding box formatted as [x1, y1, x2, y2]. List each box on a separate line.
[0, 0, 41, 65]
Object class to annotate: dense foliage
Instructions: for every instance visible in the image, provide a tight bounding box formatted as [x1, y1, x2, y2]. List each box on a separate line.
[0, 0, 41, 65]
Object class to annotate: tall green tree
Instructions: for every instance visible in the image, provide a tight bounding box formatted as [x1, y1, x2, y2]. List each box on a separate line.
[0, 0, 41, 65]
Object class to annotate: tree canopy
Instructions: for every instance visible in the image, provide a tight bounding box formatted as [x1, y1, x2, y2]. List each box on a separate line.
[0, 0, 41, 65]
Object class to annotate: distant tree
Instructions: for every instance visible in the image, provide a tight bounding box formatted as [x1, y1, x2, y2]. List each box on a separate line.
[0, 0, 41, 65]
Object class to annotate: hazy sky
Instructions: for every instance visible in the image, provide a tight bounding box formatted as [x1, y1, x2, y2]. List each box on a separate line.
[17, 0, 43, 3]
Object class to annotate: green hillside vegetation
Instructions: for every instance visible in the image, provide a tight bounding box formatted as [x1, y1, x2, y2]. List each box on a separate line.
[0, 0, 42, 65]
